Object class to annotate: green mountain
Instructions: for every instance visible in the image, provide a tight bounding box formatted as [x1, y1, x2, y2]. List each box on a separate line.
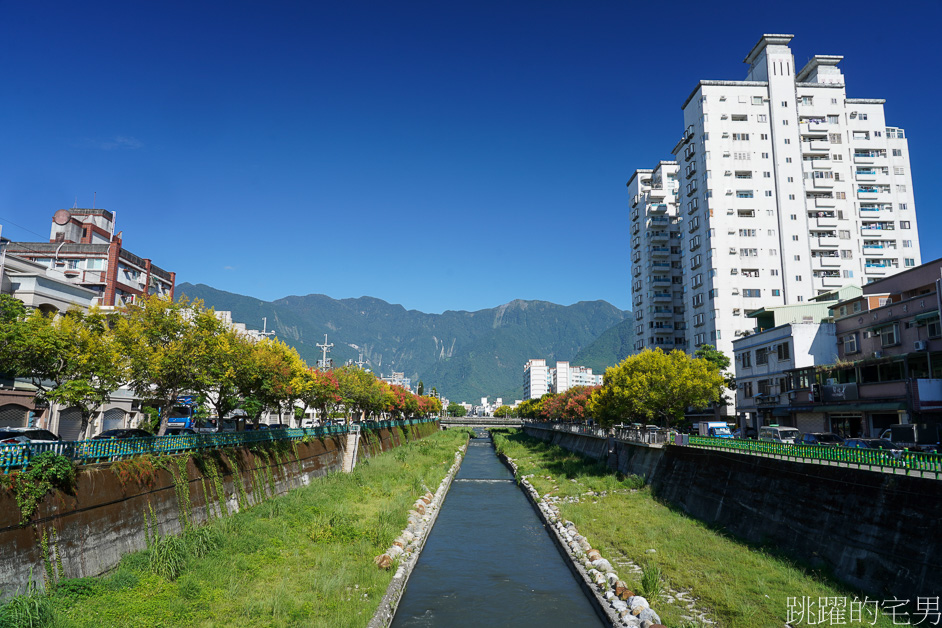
[177, 283, 630, 403]
[572, 317, 635, 374]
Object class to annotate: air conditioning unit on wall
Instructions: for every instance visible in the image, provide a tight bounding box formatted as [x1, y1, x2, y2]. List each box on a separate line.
[914, 340, 928, 351]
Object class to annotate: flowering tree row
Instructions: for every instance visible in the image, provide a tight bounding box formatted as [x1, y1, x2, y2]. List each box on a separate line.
[0, 294, 441, 436]
[515, 348, 728, 428]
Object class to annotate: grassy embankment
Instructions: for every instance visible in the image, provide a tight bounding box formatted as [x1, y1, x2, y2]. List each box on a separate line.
[491, 429, 896, 628]
[0, 426, 471, 628]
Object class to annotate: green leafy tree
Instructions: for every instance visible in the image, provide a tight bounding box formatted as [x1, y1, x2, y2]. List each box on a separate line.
[591, 348, 725, 429]
[113, 296, 223, 436]
[417, 381, 424, 396]
[446, 402, 467, 417]
[493, 404, 514, 418]
[292, 368, 341, 427]
[12, 308, 125, 439]
[694, 343, 736, 398]
[334, 365, 389, 423]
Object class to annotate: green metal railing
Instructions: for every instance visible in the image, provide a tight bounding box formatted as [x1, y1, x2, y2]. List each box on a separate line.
[684, 435, 942, 477]
[0, 418, 439, 473]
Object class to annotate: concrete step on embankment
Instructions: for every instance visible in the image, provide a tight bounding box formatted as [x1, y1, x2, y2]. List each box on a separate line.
[342, 432, 359, 472]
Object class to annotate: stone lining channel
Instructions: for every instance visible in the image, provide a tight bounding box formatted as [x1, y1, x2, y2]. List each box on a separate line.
[378, 430, 606, 628]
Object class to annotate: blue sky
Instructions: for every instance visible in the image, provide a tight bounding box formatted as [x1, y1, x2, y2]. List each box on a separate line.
[2, 0, 940, 314]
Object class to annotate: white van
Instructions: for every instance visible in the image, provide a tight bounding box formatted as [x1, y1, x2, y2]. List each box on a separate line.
[758, 426, 800, 444]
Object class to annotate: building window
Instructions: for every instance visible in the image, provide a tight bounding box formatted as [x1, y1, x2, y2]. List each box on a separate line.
[758, 116, 767, 123]
[755, 349, 768, 366]
[741, 352, 752, 367]
[737, 190, 754, 198]
[905, 258, 915, 267]
[900, 221, 911, 229]
[777, 342, 791, 361]
[752, 96, 763, 105]
[899, 203, 908, 210]
[732, 133, 750, 141]
[892, 149, 903, 157]
[880, 323, 900, 347]
[742, 381, 754, 398]
[845, 333, 859, 354]
[772, 289, 780, 296]
[929, 320, 942, 339]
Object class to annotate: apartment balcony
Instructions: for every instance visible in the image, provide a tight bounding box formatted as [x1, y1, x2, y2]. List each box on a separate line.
[650, 246, 670, 257]
[814, 255, 841, 267]
[816, 237, 839, 248]
[855, 169, 877, 182]
[817, 276, 843, 288]
[854, 153, 878, 164]
[648, 216, 670, 226]
[651, 309, 673, 319]
[864, 264, 888, 276]
[807, 121, 829, 133]
[861, 225, 894, 234]
[649, 261, 671, 269]
[812, 177, 834, 189]
[648, 231, 669, 243]
[813, 196, 835, 208]
[815, 215, 837, 228]
[804, 140, 830, 152]
[651, 291, 672, 302]
[647, 203, 668, 213]
[648, 187, 667, 199]
[651, 276, 672, 284]
[810, 160, 832, 170]
[862, 244, 894, 256]
[857, 188, 879, 200]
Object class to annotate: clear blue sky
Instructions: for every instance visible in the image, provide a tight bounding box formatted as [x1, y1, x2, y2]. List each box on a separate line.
[2, 0, 940, 314]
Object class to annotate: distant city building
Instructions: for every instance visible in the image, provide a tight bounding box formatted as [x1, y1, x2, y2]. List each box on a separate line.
[525, 358, 601, 399]
[523, 359, 549, 399]
[381, 371, 412, 390]
[6, 208, 175, 308]
[630, 34, 922, 360]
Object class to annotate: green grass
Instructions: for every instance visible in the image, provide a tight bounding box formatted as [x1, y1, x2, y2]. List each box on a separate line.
[492, 429, 897, 628]
[4, 426, 469, 628]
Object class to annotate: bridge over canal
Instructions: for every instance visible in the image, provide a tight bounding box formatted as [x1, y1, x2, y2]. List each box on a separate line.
[439, 416, 522, 429]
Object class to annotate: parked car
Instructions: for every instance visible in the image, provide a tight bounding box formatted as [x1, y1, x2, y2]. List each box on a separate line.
[92, 429, 154, 440]
[843, 438, 906, 458]
[758, 426, 800, 444]
[0, 428, 61, 445]
[268, 423, 290, 430]
[800, 432, 844, 447]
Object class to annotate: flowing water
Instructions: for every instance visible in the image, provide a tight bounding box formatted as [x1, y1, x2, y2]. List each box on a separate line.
[391, 431, 605, 627]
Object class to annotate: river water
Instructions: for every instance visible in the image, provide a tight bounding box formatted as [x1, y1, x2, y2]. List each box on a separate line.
[391, 431, 605, 628]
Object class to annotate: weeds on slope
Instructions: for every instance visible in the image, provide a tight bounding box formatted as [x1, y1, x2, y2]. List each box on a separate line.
[493, 429, 897, 628]
[0, 428, 470, 628]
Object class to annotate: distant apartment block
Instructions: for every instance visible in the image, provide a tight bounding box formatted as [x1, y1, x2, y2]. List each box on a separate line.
[523, 359, 549, 399]
[524, 359, 601, 399]
[629, 34, 921, 360]
[7, 208, 175, 309]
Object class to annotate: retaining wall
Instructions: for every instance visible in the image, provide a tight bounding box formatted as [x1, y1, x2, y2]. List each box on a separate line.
[0, 422, 438, 598]
[523, 425, 942, 600]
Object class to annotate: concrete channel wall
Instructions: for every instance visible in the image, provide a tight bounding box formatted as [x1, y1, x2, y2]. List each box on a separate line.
[0, 422, 438, 598]
[523, 425, 942, 600]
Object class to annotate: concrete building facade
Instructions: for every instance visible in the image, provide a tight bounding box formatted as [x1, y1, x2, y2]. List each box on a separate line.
[631, 34, 921, 361]
[7, 208, 175, 309]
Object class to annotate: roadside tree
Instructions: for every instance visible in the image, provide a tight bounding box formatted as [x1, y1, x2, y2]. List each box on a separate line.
[591, 348, 725, 429]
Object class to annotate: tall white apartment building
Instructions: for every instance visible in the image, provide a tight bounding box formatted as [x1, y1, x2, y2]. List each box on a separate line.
[628, 161, 687, 353]
[632, 34, 921, 359]
[523, 359, 549, 399]
[553, 361, 571, 394]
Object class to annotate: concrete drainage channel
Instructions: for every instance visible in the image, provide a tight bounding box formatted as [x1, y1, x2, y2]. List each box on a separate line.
[501, 453, 666, 628]
[367, 442, 468, 628]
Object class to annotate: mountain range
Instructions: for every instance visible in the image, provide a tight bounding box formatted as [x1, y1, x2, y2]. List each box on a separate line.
[177, 282, 633, 402]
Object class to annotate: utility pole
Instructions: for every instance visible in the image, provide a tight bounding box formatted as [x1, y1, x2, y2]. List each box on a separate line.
[260, 317, 276, 338]
[355, 353, 365, 369]
[317, 333, 334, 370]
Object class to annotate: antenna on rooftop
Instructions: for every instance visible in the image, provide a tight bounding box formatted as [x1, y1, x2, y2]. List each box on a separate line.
[260, 317, 276, 338]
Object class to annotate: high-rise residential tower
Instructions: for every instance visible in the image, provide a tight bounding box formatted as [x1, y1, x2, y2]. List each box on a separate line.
[631, 34, 921, 359]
